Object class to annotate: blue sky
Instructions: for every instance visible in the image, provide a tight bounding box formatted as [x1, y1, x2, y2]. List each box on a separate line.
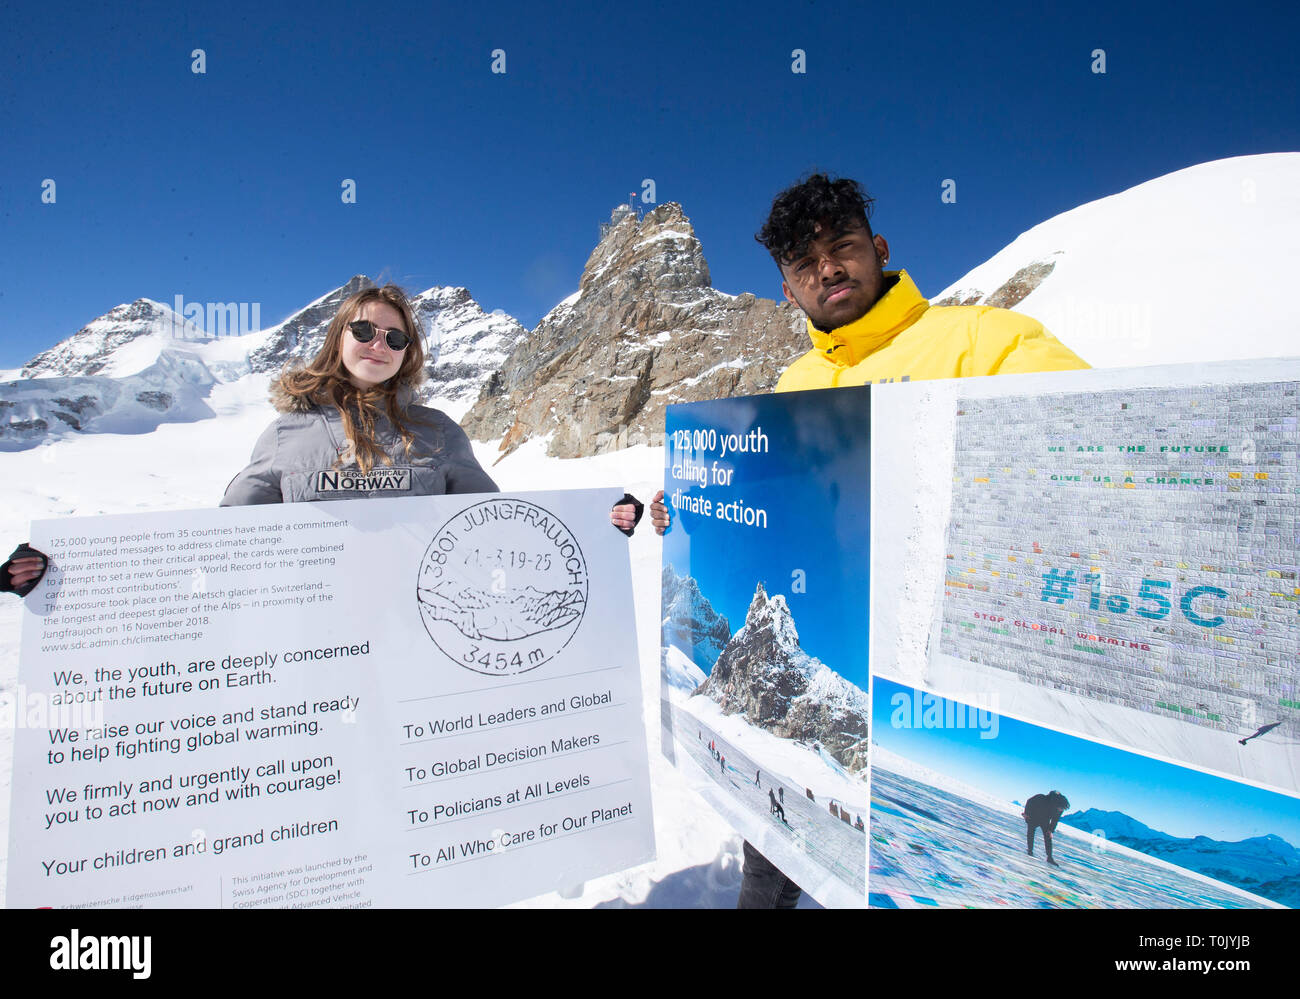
[3, 0, 1298, 368]
[873, 678, 1300, 844]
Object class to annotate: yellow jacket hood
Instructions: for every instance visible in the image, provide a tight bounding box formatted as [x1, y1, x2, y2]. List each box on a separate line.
[777, 269, 1088, 391]
[803, 270, 930, 364]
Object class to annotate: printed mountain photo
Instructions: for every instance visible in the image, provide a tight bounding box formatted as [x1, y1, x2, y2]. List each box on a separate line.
[692, 582, 869, 773]
[1059, 809, 1300, 908]
[660, 563, 730, 671]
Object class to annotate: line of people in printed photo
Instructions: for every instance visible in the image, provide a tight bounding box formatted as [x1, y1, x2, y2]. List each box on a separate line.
[5, 173, 1089, 907]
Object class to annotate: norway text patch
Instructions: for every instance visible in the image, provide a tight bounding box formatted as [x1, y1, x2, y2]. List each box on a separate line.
[315, 466, 413, 493]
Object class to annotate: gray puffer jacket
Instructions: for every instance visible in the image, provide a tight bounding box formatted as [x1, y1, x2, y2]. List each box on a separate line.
[221, 389, 498, 506]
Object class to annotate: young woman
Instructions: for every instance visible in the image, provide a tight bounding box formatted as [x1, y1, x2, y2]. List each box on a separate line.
[220, 284, 498, 505]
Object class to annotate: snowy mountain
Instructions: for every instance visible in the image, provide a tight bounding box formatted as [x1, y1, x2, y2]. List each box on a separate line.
[0, 347, 217, 450]
[461, 203, 805, 458]
[235, 277, 526, 418]
[696, 583, 870, 772]
[242, 275, 371, 376]
[245, 276, 525, 417]
[662, 643, 707, 697]
[0, 277, 525, 449]
[660, 563, 732, 670]
[933, 153, 1300, 368]
[409, 286, 528, 419]
[1062, 808, 1300, 907]
[20, 299, 207, 379]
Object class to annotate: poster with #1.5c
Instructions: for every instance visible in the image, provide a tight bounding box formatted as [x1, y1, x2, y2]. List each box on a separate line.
[868, 359, 1300, 909]
[6, 487, 654, 908]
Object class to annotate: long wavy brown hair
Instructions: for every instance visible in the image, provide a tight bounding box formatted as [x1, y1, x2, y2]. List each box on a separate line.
[276, 284, 429, 474]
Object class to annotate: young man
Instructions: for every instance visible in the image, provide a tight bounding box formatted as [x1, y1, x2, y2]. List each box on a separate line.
[650, 174, 1087, 906]
[765, 173, 1087, 390]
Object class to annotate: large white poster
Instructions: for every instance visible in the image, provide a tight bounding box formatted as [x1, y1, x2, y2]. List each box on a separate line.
[6, 488, 654, 908]
[872, 359, 1300, 791]
[868, 358, 1300, 908]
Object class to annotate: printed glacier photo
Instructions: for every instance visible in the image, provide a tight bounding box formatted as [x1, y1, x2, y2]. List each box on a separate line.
[870, 678, 1300, 908]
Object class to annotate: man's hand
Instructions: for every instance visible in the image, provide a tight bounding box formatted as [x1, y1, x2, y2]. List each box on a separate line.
[649, 489, 670, 536]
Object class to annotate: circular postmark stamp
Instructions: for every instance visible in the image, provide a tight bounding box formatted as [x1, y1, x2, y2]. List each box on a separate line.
[417, 498, 588, 676]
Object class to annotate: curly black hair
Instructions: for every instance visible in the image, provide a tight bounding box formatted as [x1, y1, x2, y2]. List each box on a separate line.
[756, 173, 875, 266]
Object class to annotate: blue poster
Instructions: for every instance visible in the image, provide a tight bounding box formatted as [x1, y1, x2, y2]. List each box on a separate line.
[659, 387, 871, 908]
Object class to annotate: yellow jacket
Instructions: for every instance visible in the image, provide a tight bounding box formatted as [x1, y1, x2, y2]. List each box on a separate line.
[776, 270, 1088, 391]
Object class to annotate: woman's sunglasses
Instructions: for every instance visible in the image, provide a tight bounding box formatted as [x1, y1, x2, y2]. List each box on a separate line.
[349, 320, 413, 351]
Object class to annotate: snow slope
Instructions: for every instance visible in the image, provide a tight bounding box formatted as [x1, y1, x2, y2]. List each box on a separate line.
[934, 153, 1300, 368]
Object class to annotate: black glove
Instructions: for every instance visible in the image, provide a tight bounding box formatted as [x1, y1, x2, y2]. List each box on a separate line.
[2, 543, 49, 597]
[612, 493, 645, 537]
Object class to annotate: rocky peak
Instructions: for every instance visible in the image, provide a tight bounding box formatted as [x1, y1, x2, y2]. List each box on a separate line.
[461, 202, 806, 458]
[738, 583, 800, 650]
[410, 285, 512, 340]
[413, 285, 473, 314]
[696, 583, 869, 773]
[580, 203, 711, 297]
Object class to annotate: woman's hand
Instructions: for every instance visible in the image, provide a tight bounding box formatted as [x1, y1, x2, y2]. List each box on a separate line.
[7, 556, 47, 589]
[610, 501, 641, 534]
[2, 544, 49, 597]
